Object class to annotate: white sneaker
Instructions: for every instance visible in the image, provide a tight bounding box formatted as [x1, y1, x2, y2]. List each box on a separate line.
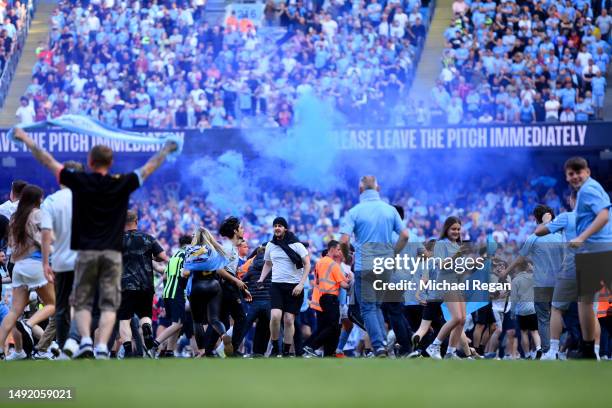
[94, 350, 110, 360]
[426, 343, 442, 360]
[56, 352, 71, 361]
[32, 350, 53, 360]
[541, 350, 558, 360]
[62, 338, 79, 359]
[444, 352, 461, 360]
[558, 351, 568, 361]
[386, 330, 396, 355]
[6, 350, 28, 361]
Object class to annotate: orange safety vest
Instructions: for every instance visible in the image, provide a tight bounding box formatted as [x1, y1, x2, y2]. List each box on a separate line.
[238, 257, 253, 280]
[597, 287, 611, 319]
[310, 257, 342, 312]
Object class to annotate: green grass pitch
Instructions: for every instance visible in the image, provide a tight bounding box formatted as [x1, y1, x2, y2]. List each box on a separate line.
[0, 359, 609, 407]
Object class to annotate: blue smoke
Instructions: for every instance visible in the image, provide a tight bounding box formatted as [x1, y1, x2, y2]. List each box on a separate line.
[187, 150, 251, 213]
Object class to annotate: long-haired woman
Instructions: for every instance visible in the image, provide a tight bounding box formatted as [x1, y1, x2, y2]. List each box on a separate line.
[184, 226, 234, 357]
[425, 216, 468, 359]
[0, 185, 56, 360]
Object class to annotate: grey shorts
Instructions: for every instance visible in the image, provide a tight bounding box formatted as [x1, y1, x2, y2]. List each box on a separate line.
[436, 270, 465, 302]
[552, 279, 578, 311]
[71, 250, 122, 312]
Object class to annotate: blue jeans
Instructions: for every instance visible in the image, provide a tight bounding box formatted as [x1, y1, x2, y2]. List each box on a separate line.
[535, 301, 551, 352]
[244, 300, 271, 355]
[0, 302, 9, 325]
[355, 271, 386, 350]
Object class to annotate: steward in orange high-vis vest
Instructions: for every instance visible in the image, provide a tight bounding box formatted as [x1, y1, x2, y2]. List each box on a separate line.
[304, 243, 350, 357]
[597, 287, 611, 320]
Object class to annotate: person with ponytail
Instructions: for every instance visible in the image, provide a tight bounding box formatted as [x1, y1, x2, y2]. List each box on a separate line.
[0, 185, 56, 360]
[184, 227, 248, 357]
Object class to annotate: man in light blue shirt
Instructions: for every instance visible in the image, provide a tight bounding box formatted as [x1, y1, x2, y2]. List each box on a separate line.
[340, 176, 409, 357]
[564, 156, 612, 359]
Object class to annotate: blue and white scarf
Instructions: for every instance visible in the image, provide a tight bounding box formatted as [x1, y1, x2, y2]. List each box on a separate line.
[9, 115, 183, 161]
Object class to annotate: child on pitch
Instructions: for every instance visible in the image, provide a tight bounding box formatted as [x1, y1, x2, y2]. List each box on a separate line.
[535, 190, 578, 359]
[510, 258, 543, 359]
[563, 157, 612, 359]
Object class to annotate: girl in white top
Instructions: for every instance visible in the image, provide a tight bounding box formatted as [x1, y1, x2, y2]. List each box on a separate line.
[0, 185, 56, 360]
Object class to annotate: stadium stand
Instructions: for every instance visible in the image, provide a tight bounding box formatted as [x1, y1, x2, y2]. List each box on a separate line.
[17, 0, 434, 128]
[430, 0, 612, 125]
[0, 0, 34, 109]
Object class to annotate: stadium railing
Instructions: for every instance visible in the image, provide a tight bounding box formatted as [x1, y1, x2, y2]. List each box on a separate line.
[0, 0, 37, 110]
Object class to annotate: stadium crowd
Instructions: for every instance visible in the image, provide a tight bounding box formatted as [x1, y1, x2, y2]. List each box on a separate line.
[1, 151, 611, 361]
[17, 0, 432, 128]
[430, 0, 612, 125]
[0, 0, 30, 76]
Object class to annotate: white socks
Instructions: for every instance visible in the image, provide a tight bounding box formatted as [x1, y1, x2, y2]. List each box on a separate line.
[550, 339, 560, 354]
[95, 343, 108, 354]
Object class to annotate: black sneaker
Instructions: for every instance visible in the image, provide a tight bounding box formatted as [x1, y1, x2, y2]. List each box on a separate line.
[568, 349, 598, 360]
[535, 349, 543, 360]
[15, 320, 34, 356]
[411, 334, 420, 351]
[374, 347, 388, 358]
[144, 335, 156, 351]
[0, 351, 5, 360]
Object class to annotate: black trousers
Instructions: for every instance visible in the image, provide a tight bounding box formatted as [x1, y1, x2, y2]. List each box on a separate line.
[244, 300, 271, 355]
[382, 302, 413, 355]
[307, 295, 341, 357]
[204, 280, 246, 353]
[54, 271, 74, 349]
[189, 278, 225, 352]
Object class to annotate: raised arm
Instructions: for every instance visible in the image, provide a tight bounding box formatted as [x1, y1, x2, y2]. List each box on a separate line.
[13, 127, 62, 175]
[137, 141, 178, 182]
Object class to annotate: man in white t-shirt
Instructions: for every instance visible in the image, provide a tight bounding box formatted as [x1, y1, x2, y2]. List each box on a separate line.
[321, 13, 338, 39]
[0, 180, 27, 220]
[101, 83, 120, 105]
[41, 161, 84, 352]
[15, 97, 35, 125]
[258, 217, 310, 357]
[544, 95, 560, 121]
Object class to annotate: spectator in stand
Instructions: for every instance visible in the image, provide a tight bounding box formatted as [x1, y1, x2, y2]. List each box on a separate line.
[15, 96, 35, 125]
[22, 0, 432, 128]
[432, 0, 612, 124]
[545, 94, 561, 122]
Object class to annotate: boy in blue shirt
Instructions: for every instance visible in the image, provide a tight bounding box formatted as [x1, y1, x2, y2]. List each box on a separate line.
[564, 157, 612, 359]
[535, 191, 578, 359]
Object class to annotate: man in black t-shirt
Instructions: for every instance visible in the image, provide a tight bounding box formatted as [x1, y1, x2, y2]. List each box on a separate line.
[13, 128, 177, 359]
[118, 210, 167, 357]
